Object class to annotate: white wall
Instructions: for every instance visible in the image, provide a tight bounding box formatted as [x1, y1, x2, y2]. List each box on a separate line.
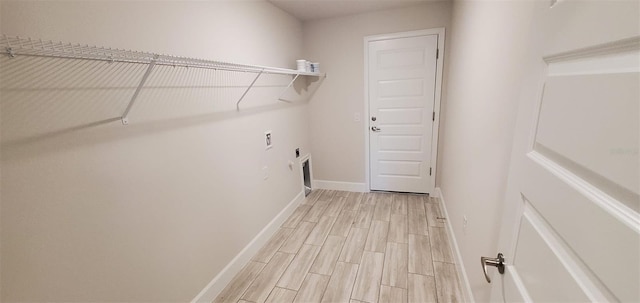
[303, 2, 452, 186]
[0, 1, 309, 301]
[438, 1, 536, 301]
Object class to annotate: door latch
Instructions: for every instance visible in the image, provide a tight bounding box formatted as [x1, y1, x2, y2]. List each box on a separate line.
[481, 253, 505, 283]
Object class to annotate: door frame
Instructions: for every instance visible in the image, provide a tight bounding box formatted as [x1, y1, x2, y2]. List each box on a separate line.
[363, 28, 446, 193]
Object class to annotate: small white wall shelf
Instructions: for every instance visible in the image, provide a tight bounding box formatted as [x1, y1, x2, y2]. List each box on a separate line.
[1, 35, 325, 124]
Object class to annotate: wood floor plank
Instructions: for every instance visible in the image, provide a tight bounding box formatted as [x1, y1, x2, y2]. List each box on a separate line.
[213, 261, 266, 303]
[434, 262, 463, 303]
[329, 210, 357, 237]
[282, 204, 313, 228]
[303, 200, 331, 223]
[425, 198, 445, 228]
[362, 193, 376, 205]
[391, 194, 408, 215]
[241, 252, 295, 303]
[277, 244, 321, 291]
[351, 251, 385, 303]
[305, 215, 338, 246]
[379, 285, 407, 303]
[429, 227, 453, 263]
[373, 193, 392, 221]
[408, 274, 437, 303]
[294, 273, 330, 303]
[265, 287, 297, 303]
[302, 189, 323, 206]
[338, 227, 369, 264]
[321, 262, 359, 303]
[318, 190, 337, 201]
[324, 197, 346, 217]
[364, 220, 389, 253]
[310, 235, 345, 275]
[253, 227, 294, 263]
[280, 221, 316, 254]
[344, 192, 363, 212]
[354, 204, 375, 229]
[388, 214, 408, 244]
[407, 195, 429, 236]
[335, 190, 350, 198]
[381, 242, 408, 289]
[408, 234, 434, 276]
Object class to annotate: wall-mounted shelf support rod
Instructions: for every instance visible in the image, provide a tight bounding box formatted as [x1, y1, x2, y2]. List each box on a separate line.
[236, 69, 264, 111]
[277, 73, 300, 102]
[121, 55, 158, 125]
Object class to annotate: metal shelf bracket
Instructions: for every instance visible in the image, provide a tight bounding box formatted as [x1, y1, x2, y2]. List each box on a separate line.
[277, 73, 300, 102]
[121, 55, 158, 125]
[236, 69, 264, 111]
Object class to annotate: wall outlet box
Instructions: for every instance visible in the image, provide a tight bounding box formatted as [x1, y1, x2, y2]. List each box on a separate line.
[265, 131, 273, 150]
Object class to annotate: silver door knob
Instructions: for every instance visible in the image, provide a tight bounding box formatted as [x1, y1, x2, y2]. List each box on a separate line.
[481, 253, 505, 283]
[371, 126, 381, 132]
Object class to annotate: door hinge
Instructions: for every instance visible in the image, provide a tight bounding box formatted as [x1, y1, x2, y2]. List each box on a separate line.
[432, 111, 435, 121]
[436, 49, 439, 59]
[429, 167, 432, 176]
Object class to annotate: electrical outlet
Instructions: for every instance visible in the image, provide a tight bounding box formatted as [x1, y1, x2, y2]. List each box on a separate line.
[265, 131, 273, 150]
[263, 166, 269, 180]
[354, 112, 361, 122]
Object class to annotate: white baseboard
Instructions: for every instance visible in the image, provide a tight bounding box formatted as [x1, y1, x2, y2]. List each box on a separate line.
[191, 190, 305, 303]
[313, 180, 368, 192]
[435, 187, 475, 303]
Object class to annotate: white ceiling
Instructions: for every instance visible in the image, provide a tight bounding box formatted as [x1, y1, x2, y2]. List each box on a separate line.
[268, 0, 438, 21]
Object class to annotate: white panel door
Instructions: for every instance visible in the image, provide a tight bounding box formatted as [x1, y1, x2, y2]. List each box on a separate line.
[368, 34, 438, 193]
[490, 1, 639, 302]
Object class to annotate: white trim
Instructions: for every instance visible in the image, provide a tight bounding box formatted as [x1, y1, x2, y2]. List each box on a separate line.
[363, 28, 445, 193]
[313, 180, 368, 192]
[502, 265, 534, 303]
[522, 203, 615, 302]
[435, 187, 475, 303]
[191, 190, 305, 303]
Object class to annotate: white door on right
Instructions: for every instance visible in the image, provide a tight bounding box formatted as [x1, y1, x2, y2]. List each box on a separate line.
[492, 1, 639, 302]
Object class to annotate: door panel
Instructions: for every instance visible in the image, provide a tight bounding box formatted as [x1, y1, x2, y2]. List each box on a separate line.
[369, 34, 438, 193]
[536, 70, 639, 199]
[495, 1, 640, 302]
[514, 208, 591, 303]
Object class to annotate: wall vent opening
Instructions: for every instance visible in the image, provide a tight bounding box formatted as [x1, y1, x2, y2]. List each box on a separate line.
[302, 158, 312, 196]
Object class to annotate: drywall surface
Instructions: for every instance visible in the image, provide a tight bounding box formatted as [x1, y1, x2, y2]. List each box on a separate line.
[437, 1, 535, 301]
[0, 1, 309, 301]
[303, 1, 451, 185]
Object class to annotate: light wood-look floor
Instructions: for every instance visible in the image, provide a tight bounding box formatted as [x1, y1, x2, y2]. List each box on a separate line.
[214, 190, 463, 303]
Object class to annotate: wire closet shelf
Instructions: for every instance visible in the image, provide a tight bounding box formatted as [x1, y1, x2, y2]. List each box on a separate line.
[0, 35, 325, 124]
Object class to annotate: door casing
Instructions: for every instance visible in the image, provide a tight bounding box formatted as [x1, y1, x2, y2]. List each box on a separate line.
[363, 28, 445, 193]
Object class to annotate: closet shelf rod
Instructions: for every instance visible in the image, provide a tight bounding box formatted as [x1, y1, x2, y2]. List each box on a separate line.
[1, 34, 324, 77]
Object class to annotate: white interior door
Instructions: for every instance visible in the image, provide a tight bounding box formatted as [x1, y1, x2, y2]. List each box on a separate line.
[368, 33, 438, 194]
[490, 1, 640, 302]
